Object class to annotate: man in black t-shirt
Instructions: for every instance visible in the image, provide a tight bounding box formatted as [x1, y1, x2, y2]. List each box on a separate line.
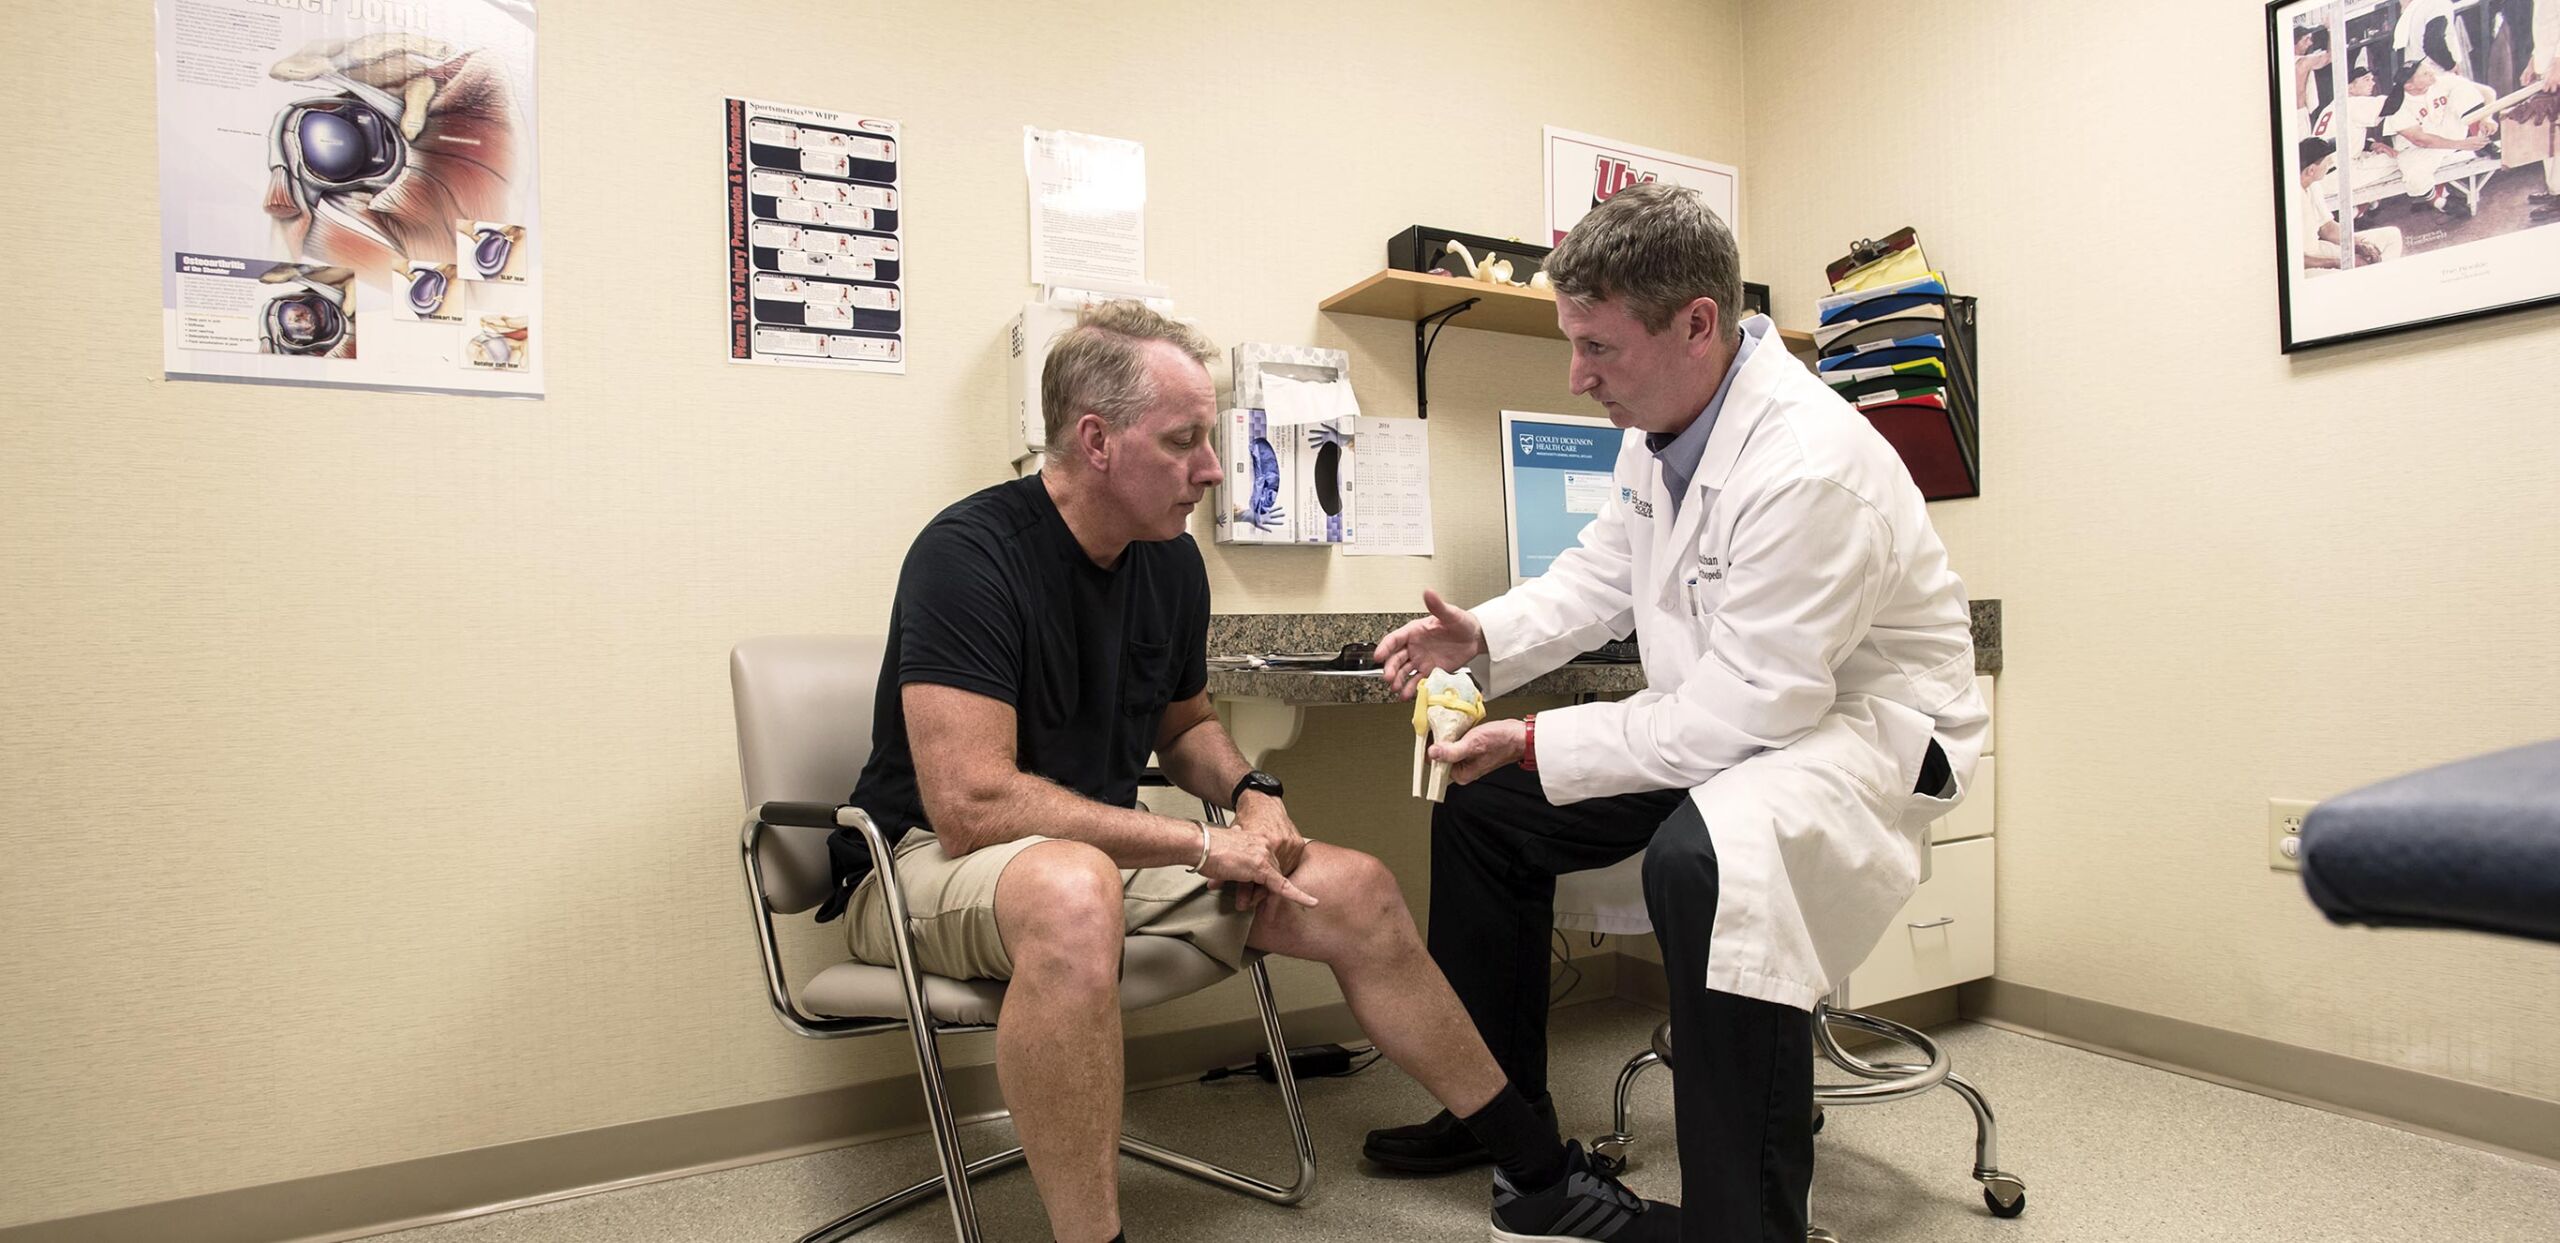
[826, 302, 1678, 1243]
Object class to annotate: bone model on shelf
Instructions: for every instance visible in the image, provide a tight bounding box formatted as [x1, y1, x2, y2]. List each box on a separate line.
[1443, 239, 1538, 289]
[1411, 667, 1487, 803]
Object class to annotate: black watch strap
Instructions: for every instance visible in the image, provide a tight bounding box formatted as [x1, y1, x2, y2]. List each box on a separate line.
[1230, 769, 1283, 807]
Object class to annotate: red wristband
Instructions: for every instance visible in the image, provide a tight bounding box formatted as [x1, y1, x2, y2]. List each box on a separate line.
[1520, 713, 1538, 772]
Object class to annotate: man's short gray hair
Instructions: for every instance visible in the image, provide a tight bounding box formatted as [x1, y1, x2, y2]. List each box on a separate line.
[1041, 301, 1217, 454]
[1543, 182, 1743, 340]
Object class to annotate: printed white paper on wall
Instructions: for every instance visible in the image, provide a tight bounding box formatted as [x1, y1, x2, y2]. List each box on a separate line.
[1024, 127, 1146, 288]
[1345, 416, 1433, 557]
[726, 97, 905, 373]
[155, 0, 544, 397]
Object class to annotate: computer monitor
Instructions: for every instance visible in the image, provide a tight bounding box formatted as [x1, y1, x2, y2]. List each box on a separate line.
[1499, 409, 1625, 585]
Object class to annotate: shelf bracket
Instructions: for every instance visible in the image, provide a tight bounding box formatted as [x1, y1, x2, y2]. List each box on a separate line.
[1411, 298, 1479, 420]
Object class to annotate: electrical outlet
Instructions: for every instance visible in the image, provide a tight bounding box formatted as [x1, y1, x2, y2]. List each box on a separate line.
[2268, 798, 2315, 872]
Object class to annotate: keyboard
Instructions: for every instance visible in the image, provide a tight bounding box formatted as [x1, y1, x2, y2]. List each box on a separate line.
[1569, 638, 1641, 665]
[1212, 644, 1383, 672]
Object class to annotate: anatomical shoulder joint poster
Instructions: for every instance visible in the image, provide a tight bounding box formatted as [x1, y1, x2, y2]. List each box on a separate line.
[155, 0, 544, 397]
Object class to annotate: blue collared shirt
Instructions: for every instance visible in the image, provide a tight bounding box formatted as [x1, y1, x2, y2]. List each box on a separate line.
[1644, 326, 1760, 518]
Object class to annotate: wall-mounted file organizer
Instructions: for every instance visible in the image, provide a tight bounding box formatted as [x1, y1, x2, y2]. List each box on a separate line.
[1814, 259, 1980, 502]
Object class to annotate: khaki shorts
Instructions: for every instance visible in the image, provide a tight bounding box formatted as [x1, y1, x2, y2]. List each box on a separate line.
[845, 831, 1256, 981]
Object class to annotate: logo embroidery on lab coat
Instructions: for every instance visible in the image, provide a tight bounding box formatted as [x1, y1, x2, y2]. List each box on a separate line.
[1620, 486, 1653, 519]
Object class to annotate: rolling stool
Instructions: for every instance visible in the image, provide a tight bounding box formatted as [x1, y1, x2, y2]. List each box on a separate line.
[1588, 1005, 2026, 1236]
[1556, 852, 2026, 1238]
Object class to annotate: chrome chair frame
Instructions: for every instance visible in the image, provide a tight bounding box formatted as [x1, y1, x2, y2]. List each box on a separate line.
[741, 803, 1316, 1242]
[735, 639, 1315, 1243]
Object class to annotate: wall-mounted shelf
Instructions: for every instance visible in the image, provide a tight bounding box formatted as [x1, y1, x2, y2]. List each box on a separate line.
[1318, 269, 1815, 417]
[1323, 270, 1571, 339]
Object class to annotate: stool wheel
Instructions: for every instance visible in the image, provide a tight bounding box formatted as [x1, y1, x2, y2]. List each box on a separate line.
[1980, 1172, 2027, 1218]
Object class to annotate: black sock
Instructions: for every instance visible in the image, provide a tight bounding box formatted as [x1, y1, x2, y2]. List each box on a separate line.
[1460, 1085, 1568, 1190]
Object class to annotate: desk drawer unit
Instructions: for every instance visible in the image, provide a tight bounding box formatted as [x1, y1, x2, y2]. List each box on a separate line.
[1837, 835, 1994, 1009]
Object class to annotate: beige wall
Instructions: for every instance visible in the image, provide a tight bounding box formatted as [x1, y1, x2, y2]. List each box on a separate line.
[13, 0, 2556, 1228]
[1740, 0, 2560, 1102]
[0, 0, 1747, 1226]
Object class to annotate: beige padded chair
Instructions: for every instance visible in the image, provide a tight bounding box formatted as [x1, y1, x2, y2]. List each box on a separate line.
[1553, 850, 2025, 1238]
[731, 635, 1315, 1243]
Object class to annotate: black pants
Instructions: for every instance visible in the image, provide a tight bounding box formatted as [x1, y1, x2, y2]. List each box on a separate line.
[1430, 764, 1812, 1243]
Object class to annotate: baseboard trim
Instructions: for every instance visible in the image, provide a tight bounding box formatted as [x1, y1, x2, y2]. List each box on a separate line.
[1960, 979, 2560, 1169]
[0, 1003, 1368, 1243]
[55, 967, 2543, 1241]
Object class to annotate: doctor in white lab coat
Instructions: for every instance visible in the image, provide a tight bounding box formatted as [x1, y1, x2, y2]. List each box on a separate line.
[1365, 183, 1985, 1241]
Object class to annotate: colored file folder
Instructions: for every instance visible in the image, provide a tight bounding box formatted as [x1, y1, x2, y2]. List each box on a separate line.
[1817, 336, 1946, 371]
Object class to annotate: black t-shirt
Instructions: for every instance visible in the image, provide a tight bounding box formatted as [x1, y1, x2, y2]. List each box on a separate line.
[818, 475, 1209, 920]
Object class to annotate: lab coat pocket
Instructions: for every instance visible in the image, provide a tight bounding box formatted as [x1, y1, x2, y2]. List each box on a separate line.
[1904, 766, 1961, 831]
[1685, 561, 1730, 620]
[1873, 696, 1960, 826]
[1685, 577, 1725, 620]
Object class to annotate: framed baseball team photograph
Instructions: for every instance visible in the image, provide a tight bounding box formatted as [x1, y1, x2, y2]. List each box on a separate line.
[2266, 0, 2560, 352]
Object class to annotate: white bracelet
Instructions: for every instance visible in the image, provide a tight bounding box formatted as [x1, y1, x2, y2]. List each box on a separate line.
[1186, 821, 1212, 875]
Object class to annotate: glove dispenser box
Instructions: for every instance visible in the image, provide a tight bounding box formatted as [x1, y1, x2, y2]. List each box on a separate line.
[1216, 343, 1357, 546]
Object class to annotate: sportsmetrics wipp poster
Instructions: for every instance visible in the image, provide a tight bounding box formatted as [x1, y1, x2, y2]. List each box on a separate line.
[155, 0, 542, 397]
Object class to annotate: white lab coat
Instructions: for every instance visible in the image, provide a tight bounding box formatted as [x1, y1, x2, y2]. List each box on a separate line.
[1474, 315, 1987, 1011]
[2536, 0, 2560, 79]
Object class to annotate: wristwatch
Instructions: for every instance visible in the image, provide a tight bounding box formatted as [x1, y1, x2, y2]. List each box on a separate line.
[1230, 769, 1285, 808]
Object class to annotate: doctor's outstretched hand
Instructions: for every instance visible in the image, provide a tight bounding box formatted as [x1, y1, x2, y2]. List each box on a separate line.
[1374, 590, 1487, 701]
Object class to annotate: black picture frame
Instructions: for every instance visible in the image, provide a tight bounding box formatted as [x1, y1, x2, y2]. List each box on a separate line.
[2265, 0, 2560, 352]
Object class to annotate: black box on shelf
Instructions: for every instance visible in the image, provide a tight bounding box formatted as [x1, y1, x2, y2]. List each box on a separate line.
[1387, 226, 1552, 282]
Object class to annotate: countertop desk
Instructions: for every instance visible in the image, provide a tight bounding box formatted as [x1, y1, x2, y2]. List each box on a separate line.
[1203, 604, 2000, 765]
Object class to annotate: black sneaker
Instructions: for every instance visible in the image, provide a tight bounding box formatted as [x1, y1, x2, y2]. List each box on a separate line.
[1491, 1140, 1679, 1241]
[1362, 1095, 1557, 1175]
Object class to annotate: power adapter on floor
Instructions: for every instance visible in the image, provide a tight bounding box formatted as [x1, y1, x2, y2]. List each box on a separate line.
[1200, 1042, 1368, 1083]
[1256, 1042, 1357, 1082]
